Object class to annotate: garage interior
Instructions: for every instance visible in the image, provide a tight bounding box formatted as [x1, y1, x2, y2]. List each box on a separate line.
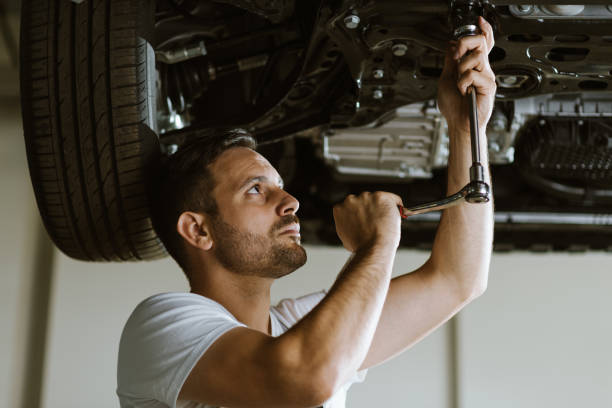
[1, 1, 611, 407]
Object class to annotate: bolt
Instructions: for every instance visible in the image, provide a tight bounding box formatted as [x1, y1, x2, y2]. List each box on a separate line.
[373, 69, 384, 79]
[373, 89, 383, 100]
[344, 14, 360, 29]
[164, 144, 179, 155]
[392, 43, 408, 57]
[517, 5, 533, 14]
[500, 75, 518, 85]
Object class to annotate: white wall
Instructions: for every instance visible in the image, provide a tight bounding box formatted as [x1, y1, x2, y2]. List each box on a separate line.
[459, 253, 612, 408]
[0, 101, 47, 408]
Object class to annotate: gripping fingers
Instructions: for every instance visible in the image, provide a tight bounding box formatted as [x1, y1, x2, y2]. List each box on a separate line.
[457, 69, 495, 96]
[478, 16, 495, 52]
[457, 49, 486, 75]
[453, 34, 488, 61]
[454, 17, 495, 61]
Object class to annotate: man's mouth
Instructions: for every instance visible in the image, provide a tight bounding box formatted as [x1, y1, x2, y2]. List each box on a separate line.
[273, 215, 300, 236]
[278, 223, 300, 236]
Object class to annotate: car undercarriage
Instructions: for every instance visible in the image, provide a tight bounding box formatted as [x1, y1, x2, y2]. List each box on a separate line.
[20, 0, 612, 260]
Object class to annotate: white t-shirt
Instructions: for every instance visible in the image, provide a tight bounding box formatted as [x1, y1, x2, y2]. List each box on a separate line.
[117, 291, 366, 408]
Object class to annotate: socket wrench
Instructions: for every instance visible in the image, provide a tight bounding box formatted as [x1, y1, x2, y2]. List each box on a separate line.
[400, 0, 490, 218]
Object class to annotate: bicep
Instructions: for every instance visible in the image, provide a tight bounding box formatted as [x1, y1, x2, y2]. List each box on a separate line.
[178, 326, 326, 407]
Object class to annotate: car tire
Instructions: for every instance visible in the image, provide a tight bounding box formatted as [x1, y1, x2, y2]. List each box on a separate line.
[20, 0, 165, 261]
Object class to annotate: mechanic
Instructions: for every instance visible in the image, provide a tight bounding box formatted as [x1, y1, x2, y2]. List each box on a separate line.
[117, 16, 496, 408]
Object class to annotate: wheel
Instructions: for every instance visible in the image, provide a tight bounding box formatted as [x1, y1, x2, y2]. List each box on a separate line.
[20, 0, 165, 261]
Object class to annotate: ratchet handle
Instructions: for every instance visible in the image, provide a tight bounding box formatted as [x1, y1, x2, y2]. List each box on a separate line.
[468, 87, 481, 167]
[397, 178, 490, 219]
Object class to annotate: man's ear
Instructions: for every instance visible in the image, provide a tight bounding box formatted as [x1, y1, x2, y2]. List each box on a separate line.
[177, 211, 213, 251]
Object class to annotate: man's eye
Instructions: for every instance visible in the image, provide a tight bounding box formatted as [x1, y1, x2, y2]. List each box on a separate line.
[247, 185, 261, 194]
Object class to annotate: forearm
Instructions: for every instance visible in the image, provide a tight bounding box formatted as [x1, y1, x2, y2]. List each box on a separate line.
[428, 125, 493, 297]
[280, 242, 395, 389]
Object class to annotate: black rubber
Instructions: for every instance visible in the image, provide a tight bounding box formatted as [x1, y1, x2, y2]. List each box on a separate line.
[20, 0, 165, 261]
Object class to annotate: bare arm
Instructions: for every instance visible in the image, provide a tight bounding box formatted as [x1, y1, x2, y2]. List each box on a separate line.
[180, 192, 404, 407]
[359, 16, 496, 370]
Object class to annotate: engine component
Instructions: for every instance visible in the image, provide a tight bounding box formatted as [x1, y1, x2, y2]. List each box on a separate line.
[156, 52, 270, 134]
[495, 67, 542, 99]
[344, 13, 360, 29]
[543, 5, 585, 16]
[322, 102, 448, 180]
[322, 93, 612, 182]
[515, 117, 612, 187]
[322, 101, 517, 181]
[404, 211, 612, 227]
[508, 4, 612, 20]
[514, 93, 612, 118]
[156, 40, 207, 64]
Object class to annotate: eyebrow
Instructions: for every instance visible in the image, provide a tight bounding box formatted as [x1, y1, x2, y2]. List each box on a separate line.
[239, 175, 284, 191]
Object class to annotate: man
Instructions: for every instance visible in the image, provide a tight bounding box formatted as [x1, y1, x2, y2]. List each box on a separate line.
[117, 17, 496, 408]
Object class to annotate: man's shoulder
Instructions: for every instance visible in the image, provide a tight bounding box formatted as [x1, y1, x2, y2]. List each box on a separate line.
[133, 292, 203, 310]
[123, 292, 240, 334]
[134, 292, 219, 311]
[117, 292, 246, 405]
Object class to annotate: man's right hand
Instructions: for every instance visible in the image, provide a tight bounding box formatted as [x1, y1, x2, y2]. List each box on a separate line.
[333, 191, 404, 253]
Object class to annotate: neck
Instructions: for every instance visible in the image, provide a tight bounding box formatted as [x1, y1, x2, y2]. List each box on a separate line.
[188, 260, 274, 335]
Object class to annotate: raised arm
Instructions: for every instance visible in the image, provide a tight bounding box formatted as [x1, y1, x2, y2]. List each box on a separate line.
[179, 192, 404, 407]
[359, 16, 496, 370]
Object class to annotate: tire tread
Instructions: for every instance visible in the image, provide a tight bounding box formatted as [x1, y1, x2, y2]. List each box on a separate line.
[21, 0, 165, 261]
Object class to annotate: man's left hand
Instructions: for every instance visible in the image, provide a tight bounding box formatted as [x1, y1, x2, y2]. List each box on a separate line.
[437, 16, 497, 135]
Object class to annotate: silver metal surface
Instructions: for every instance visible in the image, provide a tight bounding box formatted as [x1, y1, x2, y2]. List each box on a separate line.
[515, 93, 612, 118]
[320, 93, 612, 182]
[322, 102, 447, 180]
[468, 87, 481, 166]
[402, 188, 468, 216]
[373, 69, 384, 79]
[156, 41, 207, 64]
[344, 14, 360, 29]
[392, 43, 408, 57]
[453, 24, 478, 39]
[402, 211, 612, 226]
[542, 5, 585, 16]
[400, 181, 490, 217]
[515, 5, 534, 15]
[496, 74, 531, 89]
[509, 5, 612, 20]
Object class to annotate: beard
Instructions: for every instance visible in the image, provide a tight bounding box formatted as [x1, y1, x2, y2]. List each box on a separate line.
[209, 214, 307, 278]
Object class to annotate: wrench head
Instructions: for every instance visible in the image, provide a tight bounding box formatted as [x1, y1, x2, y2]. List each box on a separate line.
[465, 181, 490, 203]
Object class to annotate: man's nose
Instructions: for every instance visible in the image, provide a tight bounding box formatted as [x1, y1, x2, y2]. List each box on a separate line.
[277, 191, 299, 216]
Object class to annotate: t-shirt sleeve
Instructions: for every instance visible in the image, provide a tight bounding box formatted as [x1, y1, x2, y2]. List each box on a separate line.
[117, 293, 246, 407]
[272, 289, 328, 327]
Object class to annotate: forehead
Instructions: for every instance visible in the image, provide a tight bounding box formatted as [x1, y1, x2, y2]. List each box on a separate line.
[209, 146, 280, 188]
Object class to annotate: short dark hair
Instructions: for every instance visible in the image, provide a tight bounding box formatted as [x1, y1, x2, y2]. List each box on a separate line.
[148, 129, 257, 271]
